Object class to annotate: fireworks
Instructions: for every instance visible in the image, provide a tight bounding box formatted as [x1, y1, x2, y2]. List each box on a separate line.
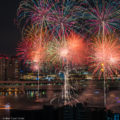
[16, 28, 48, 70]
[67, 32, 87, 65]
[47, 32, 87, 105]
[17, 39, 46, 68]
[17, 0, 53, 31]
[89, 35, 120, 79]
[79, 0, 120, 35]
[47, 32, 87, 67]
[23, 24, 51, 41]
[49, 0, 79, 35]
[17, 0, 79, 36]
[16, 0, 120, 107]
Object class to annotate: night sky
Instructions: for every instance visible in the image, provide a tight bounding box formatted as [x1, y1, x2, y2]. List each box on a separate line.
[0, 0, 20, 56]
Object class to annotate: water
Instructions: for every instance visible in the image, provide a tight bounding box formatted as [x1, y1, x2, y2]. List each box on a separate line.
[7, 104, 109, 120]
[0, 90, 119, 120]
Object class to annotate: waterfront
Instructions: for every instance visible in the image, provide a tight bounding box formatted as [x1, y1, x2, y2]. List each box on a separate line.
[0, 99, 116, 120]
[0, 79, 120, 120]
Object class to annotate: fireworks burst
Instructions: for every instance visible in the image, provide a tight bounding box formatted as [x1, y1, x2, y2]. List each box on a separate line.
[47, 32, 87, 105]
[17, 0, 53, 33]
[16, 29, 48, 70]
[17, 0, 79, 36]
[47, 32, 87, 67]
[23, 24, 51, 41]
[79, 0, 120, 35]
[49, 0, 79, 35]
[89, 34, 120, 79]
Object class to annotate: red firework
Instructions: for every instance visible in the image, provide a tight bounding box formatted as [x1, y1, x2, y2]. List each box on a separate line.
[89, 35, 120, 79]
[67, 32, 87, 65]
[16, 32, 47, 70]
[47, 31, 87, 66]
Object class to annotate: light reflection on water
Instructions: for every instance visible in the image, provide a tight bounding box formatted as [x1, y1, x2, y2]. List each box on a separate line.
[0, 90, 46, 98]
[0, 88, 120, 113]
[0, 94, 44, 110]
[0, 94, 45, 118]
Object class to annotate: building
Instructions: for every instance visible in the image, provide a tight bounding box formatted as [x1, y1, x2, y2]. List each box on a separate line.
[0, 55, 20, 81]
[7, 56, 19, 81]
[0, 55, 8, 81]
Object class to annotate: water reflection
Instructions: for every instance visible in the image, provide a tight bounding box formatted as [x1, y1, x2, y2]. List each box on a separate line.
[0, 82, 120, 113]
[0, 94, 44, 110]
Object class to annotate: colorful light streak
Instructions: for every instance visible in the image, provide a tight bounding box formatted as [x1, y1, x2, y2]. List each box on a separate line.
[79, 0, 120, 35]
[49, 0, 79, 35]
[89, 35, 120, 79]
[47, 32, 87, 67]
[17, 0, 53, 32]
[17, 0, 79, 36]
[16, 28, 48, 70]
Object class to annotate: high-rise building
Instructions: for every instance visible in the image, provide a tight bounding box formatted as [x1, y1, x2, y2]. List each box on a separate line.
[7, 56, 20, 81]
[0, 55, 20, 81]
[0, 55, 8, 81]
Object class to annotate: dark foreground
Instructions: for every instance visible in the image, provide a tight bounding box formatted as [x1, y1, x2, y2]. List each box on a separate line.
[0, 103, 118, 120]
